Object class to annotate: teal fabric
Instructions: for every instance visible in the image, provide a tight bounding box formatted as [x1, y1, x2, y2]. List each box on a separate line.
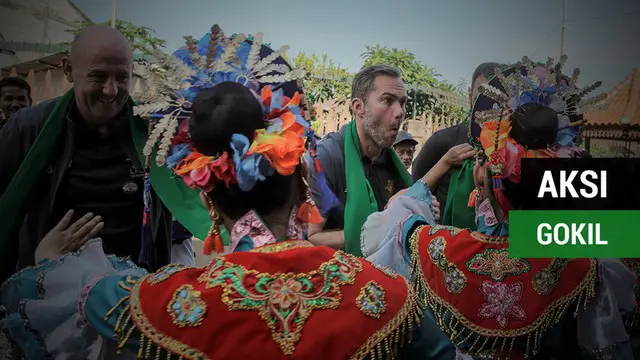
[84, 275, 142, 349]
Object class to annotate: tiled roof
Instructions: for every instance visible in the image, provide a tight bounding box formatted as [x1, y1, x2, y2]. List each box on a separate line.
[585, 68, 640, 126]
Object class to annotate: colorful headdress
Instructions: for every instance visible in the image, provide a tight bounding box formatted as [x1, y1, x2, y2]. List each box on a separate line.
[469, 55, 606, 213]
[133, 25, 323, 255]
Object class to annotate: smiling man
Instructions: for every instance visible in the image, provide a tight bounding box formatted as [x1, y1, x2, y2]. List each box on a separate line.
[305, 64, 413, 255]
[0, 26, 179, 280]
[0, 77, 32, 128]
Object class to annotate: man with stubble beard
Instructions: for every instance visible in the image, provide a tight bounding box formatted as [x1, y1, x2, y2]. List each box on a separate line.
[0, 26, 182, 281]
[305, 65, 416, 256]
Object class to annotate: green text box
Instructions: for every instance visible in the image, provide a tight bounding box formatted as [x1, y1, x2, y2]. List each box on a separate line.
[509, 210, 640, 258]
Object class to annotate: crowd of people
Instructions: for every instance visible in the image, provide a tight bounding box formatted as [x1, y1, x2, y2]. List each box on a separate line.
[0, 23, 638, 360]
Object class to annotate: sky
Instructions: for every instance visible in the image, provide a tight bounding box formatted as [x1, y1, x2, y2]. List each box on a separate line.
[73, 0, 640, 93]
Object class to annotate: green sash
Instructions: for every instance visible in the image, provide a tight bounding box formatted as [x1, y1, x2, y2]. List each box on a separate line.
[442, 159, 477, 229]
[343, 121, 412, 256]
[0, 89, 220, 260]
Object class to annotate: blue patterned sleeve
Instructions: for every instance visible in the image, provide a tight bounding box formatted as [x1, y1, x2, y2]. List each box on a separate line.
[83, 274, 142, 349]
[361, 180, 436, 278]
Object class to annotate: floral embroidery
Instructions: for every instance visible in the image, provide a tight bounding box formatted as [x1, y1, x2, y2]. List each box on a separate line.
[478, 281, 526, 328]
[466, 248, 530, 281]
[147, 264, 186, 285]
[428, 225, 463, 236]
[427, 237, 467, 293]
[356, 281, 387, 319]
[371, 263, 399, 279]
[167, 284, 207, 327]
[532, 259, 569, 295]
[197, 251, 362, 355]
[230, 210, 277, 251]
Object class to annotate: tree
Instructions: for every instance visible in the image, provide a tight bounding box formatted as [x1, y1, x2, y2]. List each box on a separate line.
[66, 20, 167, 55]
[360, 45, 465, 122]
[289, 52, 352, 105]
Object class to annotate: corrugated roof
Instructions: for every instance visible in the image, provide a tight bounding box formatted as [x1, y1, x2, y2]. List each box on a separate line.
[585, 68, 640, 126]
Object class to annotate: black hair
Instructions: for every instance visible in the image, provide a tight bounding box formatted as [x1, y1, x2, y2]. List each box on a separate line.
[0, 77, 32, 102]
[189, 82, 302, 219]
[471, 62, 506, 87]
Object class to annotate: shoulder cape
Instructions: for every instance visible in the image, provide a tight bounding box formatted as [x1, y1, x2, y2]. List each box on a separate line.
[110, 240, 421, 360]
[408, 224, 596, 356]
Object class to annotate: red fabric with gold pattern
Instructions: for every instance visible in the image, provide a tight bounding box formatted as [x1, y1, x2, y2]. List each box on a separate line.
[409, 225, 596, 355]
[125, 240, 419, 360]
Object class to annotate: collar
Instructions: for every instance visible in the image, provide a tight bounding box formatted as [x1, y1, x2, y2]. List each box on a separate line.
[229, 207, 306, 252]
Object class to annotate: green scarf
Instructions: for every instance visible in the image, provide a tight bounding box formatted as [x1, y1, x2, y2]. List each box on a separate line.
[442, 159, 477, 229]
[343, 121, 412, 256]
[0, 89, 220, 259]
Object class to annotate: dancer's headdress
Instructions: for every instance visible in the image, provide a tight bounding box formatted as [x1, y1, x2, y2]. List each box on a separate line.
[134, 25, 327, 255]
[469, 55, 606, 213]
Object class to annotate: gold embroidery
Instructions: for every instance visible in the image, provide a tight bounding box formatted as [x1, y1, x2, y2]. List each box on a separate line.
[356, 281, 387, 319]
[371, 263, 399, 279]
[385, 180, 395, 199]
[250, 240, 314, 253]
[197, 251, 363, 355]
[532, 259, 570, 295]
[167, 284, 207, 328]
[470, 231, 508, 244]
[426, 236, 467, 293]
[146, 264, 189, 285]
[125, 275, 209, 359]
[350, 276, 423, 360]
[408, 225, 597, 356]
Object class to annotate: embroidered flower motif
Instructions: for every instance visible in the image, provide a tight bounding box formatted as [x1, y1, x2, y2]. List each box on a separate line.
[269, 278, 303, 309]
[198, 252, 363, 355]
[427, 237, 467, 293]
[167, 284, 207, 327]
[356, 281, 387, 319]
[148, 264, 186, 285]
[478, 281, 526, 328]
[467, 248, 531, 281]
[532, 259, 569, 295]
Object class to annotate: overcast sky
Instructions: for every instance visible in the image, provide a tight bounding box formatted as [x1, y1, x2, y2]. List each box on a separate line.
[74, 0, 640, 93]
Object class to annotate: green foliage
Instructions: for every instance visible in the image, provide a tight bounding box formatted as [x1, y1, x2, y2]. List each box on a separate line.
[66, 20, 167, 55]
[290, 52, 352, 105]
[360, 45, 465, 121]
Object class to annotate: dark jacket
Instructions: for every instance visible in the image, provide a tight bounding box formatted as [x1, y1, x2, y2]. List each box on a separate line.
[0, 98, 173, 279]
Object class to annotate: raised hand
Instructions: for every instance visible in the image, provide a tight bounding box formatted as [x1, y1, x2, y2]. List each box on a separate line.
[443, 143, 477, 167]
[35, 210, 104, 262]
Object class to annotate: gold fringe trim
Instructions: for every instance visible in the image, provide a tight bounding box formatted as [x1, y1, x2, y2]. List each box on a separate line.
[408, 226, 598, 356]
[350, 277, 423, 360]
[106, 274, 210, 360]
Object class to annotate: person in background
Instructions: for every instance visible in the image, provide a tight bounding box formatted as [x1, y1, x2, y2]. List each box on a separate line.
[411, 62, 505, 228]
[0, 27, 458, 359]
[393, 130, 418, 169]
[0, 25, 206, 282]
[305, 65, 415, 255]
[362, 56, 636, 359]
[0, 77, 32, 128]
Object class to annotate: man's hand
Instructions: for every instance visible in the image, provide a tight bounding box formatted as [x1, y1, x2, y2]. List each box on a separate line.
[443, 143, 477, 167]
[35, 210, 104, 262]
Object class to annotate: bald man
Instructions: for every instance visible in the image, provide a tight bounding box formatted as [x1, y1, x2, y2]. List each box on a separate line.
[0, 26, 179, 280]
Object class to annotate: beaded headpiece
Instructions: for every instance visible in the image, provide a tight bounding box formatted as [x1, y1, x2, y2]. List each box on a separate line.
[469, 55, 606, 213]
[133, 25, 323, 255]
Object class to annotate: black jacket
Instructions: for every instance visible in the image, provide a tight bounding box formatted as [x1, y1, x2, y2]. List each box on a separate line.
[0, 98, 173, 280]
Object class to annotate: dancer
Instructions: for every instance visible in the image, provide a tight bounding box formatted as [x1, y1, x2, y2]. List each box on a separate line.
[361, 56, 637, 359]
[0, 25, 456, 360]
